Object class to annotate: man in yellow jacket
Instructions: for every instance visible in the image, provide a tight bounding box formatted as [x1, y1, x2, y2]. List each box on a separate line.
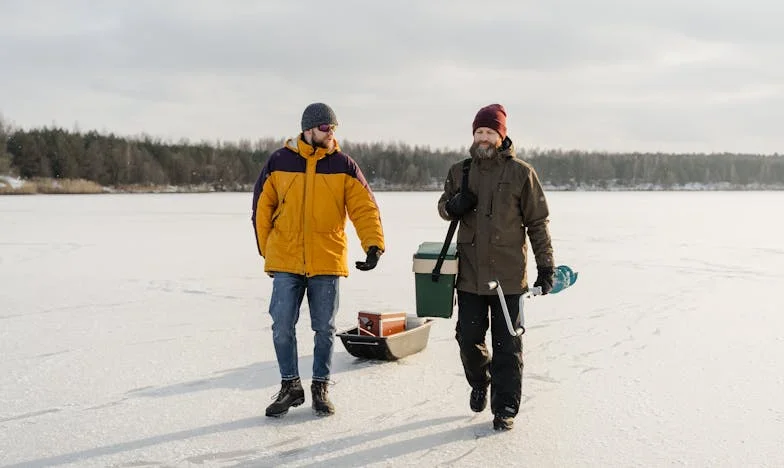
[252, 103, 385, 418]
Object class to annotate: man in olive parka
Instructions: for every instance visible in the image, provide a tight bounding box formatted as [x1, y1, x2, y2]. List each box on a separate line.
[437, 103, 555, 431]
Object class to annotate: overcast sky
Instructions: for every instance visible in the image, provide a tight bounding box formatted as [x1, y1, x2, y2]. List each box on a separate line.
[2, 0, 783, 153]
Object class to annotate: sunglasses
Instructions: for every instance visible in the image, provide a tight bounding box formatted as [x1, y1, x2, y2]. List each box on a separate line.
[316, 124, 337, 133]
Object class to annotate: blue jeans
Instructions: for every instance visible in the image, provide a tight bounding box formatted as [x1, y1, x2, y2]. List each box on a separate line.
[269, 273, 339, 382]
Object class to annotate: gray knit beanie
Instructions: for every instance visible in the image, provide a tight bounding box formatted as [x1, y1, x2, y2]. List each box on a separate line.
[301, 102, 339, 131]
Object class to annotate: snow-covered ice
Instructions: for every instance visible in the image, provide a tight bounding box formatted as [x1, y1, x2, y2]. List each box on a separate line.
[1, 191, 783, 467]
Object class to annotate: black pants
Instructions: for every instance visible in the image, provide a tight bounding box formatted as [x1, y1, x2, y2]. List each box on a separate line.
[455, 290, 524, 418]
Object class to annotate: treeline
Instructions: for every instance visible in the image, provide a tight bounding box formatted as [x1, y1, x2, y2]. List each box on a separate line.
[1, 124, 462, 190]
[3, 126, 271, 191]
[523, 149, 784, 189]
[3, 123, 784, 190]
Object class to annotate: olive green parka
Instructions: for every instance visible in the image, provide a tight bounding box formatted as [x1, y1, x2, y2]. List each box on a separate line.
[437, 138, 554, 295]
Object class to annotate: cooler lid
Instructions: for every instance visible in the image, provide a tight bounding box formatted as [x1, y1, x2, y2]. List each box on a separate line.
[414, 242, 457, 260]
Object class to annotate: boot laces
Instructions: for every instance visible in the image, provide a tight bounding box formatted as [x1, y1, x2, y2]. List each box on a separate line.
[312, 380, 333, 399]
[271, 379, 299, 401]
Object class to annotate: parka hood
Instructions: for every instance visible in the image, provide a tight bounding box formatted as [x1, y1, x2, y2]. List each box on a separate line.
[284, 134, 341, 159]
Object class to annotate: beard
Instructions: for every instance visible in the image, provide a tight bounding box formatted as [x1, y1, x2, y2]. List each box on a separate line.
[469, 142, 499, 160]
[310, 133, 335, 151]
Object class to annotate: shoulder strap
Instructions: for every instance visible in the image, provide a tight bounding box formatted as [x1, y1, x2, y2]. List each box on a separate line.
[460, 157, 471, 188]
[431, 158, 472, 282]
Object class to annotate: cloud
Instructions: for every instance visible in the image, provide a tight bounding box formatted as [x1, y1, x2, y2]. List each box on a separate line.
[1, 0, 783, 153]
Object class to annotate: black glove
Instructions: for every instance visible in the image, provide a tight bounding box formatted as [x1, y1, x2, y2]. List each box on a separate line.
[445, 190, 478, 218]
[355, 246, 382, 271]
[533, 266, 554, 295]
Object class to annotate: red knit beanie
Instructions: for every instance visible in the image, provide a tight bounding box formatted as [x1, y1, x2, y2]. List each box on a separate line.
[472, 104, 507, 140]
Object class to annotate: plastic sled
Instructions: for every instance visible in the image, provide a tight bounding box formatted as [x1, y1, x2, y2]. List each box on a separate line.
[337, 319, 434, 361]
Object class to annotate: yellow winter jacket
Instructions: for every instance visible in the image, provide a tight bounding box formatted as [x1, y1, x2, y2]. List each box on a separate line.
[251, 135, 385, 277]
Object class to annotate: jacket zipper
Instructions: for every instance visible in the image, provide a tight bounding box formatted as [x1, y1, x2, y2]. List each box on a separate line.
[303, 157, 309, 275]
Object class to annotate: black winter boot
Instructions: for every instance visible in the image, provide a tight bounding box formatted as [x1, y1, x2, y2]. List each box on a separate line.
[265, 378, 305, 417]
[470, 385, 488, 412]
[493, 414, 514, 431]
[311, 380, 335, 416]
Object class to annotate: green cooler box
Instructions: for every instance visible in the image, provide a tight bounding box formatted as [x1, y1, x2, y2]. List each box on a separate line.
[413, 242, 458, 318]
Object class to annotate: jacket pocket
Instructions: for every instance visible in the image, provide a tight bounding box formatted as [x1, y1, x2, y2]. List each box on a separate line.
[314, 175, 345, 232]
[271, 177, 300, 231]
[491, 183, 520, 218]
[272, 200, 300, 232]
[265, 229, 302, 269]
[270, 204, 283, 227]
[313, 229, 348, 270]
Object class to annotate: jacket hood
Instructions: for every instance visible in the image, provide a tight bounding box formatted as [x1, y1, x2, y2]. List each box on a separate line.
[499, 136, 515, 156]
[284, 134, 341, 159]
[470, 136, 515, 162]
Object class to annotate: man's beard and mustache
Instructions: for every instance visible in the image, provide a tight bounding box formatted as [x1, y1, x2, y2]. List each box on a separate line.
[312, 133, 335, 150]
[470, 142, 500, 160]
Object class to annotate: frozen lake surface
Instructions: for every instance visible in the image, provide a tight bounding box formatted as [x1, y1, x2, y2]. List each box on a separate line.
[1, 191, 783, 467]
